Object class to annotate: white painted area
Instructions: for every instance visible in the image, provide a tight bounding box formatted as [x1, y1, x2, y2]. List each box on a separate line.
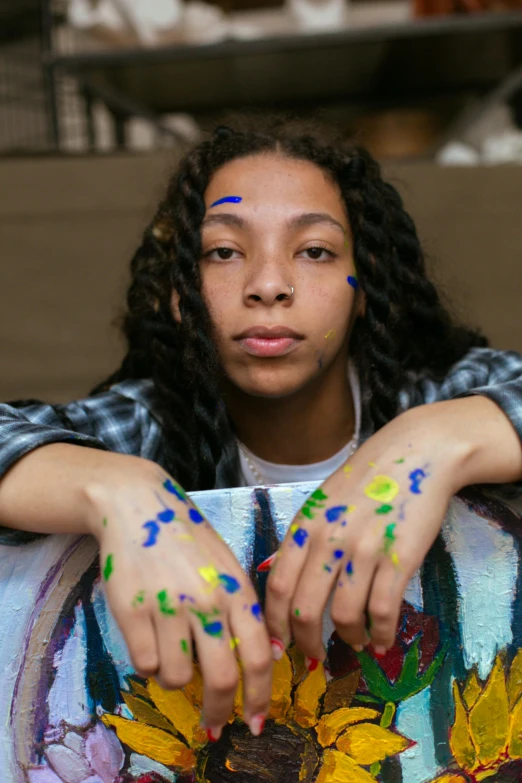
[397, 687, 439, 783]
[48, 602, 91, 729]
[443, 498, 518, 679]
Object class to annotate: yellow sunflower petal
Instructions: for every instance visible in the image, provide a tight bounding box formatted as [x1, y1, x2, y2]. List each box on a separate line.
[269, 652, 293, 721]
[101, 714, 195, 769]
[316, 707, 381, 747]
[508, 649, 522, 709]
[469, 656, 509, 767]
[336, 722, 411, 765]
[429, 775, 468, 782]
[127, 677, 152, 701]
[122, 692, 175, 733]
[449, 680, 477, 772]
[148, 678, 206, 746]
[287, 644, 307, 685]
[183, 667, 204, 710]
[463, 670, 482, 710]
[508, 690, 522, 758]
[294, 663, 327, 728]
[315, 748, 376, 783]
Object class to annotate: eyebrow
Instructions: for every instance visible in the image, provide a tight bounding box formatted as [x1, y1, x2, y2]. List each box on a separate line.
[201, 211, 347, 236]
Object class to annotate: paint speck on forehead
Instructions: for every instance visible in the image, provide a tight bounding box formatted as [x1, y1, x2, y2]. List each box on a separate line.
[210, 196, 242, 208]
[347, 275, 358, 290]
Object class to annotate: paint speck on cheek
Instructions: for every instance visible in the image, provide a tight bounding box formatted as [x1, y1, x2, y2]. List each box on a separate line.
[324, 330, 336, 339]
[347, 275, 358, 290]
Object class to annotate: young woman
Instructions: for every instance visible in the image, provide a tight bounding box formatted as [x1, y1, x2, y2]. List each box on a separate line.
[1, 119, 521, 743]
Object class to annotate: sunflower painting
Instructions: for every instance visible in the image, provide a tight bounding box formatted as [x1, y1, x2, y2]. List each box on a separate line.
[2, 483, 522, 783]
[101, 648, 413, 782]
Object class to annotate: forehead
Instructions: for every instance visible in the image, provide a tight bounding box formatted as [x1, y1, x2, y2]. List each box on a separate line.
[204, 153, 344, 215]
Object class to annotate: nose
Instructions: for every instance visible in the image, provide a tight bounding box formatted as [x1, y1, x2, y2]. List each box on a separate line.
[244, 263, 294, 306]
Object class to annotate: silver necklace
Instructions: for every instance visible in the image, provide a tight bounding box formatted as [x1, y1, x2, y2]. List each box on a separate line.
[237, 435, 358, 485]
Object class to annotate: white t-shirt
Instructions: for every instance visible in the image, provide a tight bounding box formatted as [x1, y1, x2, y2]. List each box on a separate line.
[238, 362, 362, 486]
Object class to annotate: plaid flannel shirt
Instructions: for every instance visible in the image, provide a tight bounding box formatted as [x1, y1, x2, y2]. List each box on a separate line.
[1, 346, 522, 545]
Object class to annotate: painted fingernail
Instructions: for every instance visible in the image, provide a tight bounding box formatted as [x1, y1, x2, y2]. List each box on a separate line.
[249, 714, 265, 736]
[257, 553, 277, 572]
[373, 645, 387, 657]
[352, 644, 363, 653]
[205, 726, 222, 743]
[305, 656, 319, 672]
[270, 638, 285, 660]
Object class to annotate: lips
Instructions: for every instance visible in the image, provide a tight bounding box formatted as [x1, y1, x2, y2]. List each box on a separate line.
[234, 326, 304, 358]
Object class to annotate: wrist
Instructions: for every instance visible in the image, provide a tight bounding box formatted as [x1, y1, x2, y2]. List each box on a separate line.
[82, 453, 159, 541]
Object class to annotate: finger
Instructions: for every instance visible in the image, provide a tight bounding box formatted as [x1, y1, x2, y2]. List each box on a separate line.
[367, 556, 410, 651]
[229, 590, 272, 733]
[150, 587, 194, 689]
[264, 513, 313, 649]
[102, 561, 160, 677]
[330, 535, 379, 649]
[189, 600, 239, 738]
[290, 542, 343, 662]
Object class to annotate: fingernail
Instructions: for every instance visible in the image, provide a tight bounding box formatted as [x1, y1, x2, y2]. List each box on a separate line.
[249, 714, 265, 736]
[205, 726, 222, 743]
[352, 644, 363, 653]
[257, 553, 277, 573]
[270, 638, 285, 661]
[373, 645, 387, 658]
[305, 656, 319, 672]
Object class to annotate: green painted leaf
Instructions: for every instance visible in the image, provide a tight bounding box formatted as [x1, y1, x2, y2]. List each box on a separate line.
[357, 651, 395, 703]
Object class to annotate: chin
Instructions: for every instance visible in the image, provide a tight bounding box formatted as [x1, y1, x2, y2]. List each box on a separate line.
[231, 367, 312, 399]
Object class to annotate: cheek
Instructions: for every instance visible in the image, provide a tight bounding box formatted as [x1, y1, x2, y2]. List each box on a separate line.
[201, 276, 237, 332]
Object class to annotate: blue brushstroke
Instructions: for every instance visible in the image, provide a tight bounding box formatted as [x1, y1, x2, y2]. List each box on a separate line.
[142, 520, 160, 547]
[210, 196, 242, 208]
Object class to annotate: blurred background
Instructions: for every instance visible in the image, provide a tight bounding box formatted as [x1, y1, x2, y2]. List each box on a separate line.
[0, 0, 521, 401]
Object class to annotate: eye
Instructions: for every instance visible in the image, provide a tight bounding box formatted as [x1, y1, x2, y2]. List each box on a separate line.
[203, 246, 240, 261]
[300, 245, 337, 261]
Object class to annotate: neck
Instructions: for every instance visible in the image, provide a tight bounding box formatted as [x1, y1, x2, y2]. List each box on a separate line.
[223, 358, 356, 465]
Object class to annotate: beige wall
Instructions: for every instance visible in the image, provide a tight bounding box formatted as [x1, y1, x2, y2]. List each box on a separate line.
[0, 153, 520, 403]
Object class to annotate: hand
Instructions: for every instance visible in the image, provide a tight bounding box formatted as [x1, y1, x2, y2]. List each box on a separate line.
[264, 403, 467, 664]
[85, 457, 272, 739]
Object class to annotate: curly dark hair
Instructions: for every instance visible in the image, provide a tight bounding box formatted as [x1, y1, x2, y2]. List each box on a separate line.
[91, 116, 487, 491]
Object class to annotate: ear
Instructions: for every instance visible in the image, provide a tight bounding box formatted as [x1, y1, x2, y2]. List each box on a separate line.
[171, 289, 182, 324]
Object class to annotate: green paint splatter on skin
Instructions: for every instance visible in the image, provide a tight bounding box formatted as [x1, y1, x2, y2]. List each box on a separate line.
[395, 458, 405, 464]
[180, 638, 189, 654]
[301, 488, 328, 520]
[157, 589, 176, 616]
[189, 608, 224, 638]
[103, 554, 113, 582]
[132, 590, 146, 608]
[102, 517, 108, 527]
[294, 608, 301, 617]
[375, 504, 394, 515]
[383, 522, 397, 554]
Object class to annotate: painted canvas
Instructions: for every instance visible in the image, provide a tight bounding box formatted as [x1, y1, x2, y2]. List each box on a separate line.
[1, 481, 522, 783]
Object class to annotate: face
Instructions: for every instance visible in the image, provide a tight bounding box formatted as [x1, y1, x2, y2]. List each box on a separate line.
[177, 153, 362, 400]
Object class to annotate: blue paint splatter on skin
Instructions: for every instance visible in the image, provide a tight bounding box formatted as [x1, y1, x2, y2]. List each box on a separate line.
[324, 564, 332, 572]
[179, 593, 195, 603]
[293, 527, 309, 547]
[204, 621, 224, 637]
[189, 508, 205, 524]
[325, 505, 348, 523]
[346, 560, 354, 576]
[163, 478, 187, 502]
[142, 520, 160, 547]
[210, 196, 242, 208]
[157, 508, 175, 523]
[347, 275, 358, 290]
[251, 602, 263, 621]
[409, 468, 428, 494]
[219, 574, 241, 594]
[333, 549, 344, 560]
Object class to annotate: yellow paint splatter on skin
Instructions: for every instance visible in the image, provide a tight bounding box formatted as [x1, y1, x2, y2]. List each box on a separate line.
[391, 552, 400, 568]
[347, 505, 356, 513]
[368, 461, 377, 468]
[343, 465, 353, 476]
[230, 636, 240, 650]
[324, 330, 336, 339]
[364, 475, 400, 503]
[198, 565, 220, 590]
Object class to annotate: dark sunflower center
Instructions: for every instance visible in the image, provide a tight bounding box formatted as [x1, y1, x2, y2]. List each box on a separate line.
[199, 719, 320, 783]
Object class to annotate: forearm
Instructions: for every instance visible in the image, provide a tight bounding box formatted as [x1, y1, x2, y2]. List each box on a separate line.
[0, 443, 157, 538]
[402, 396, 522, 491]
